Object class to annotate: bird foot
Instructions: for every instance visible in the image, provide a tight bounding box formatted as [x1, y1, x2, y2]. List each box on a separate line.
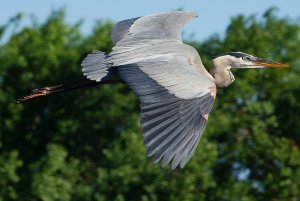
[16, 85, 63, 104]
[16, 89, 47, 104]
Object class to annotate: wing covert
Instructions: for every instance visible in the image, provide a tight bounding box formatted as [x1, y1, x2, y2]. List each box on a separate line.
[138, 56, 213, 100]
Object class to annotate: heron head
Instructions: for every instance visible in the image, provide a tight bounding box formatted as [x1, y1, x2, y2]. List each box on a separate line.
[222, 52, 288, 69]
[211, 52, 288, 88]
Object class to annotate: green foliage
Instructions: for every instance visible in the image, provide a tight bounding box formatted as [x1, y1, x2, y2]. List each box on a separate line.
[0, 151, 22, 201]
[0, 8, 299, 201]
[31, 144, 81, 201]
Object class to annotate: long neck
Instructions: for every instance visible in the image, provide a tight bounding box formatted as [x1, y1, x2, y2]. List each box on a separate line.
[210, 57, 235, 88]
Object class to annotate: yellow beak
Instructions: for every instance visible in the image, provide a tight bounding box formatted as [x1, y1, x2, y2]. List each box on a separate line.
[253, 59, 289, 68]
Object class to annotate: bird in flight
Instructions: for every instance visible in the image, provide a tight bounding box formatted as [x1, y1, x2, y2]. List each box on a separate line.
[17, 11, 288, 169]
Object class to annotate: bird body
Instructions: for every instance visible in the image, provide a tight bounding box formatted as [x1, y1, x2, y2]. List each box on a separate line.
[17, 11, 288, 169]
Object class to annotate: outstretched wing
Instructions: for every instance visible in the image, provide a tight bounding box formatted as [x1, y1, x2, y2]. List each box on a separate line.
[111, 17, 140, 44]
[111, 11, 198, 45]
[118, 56, 216, 169]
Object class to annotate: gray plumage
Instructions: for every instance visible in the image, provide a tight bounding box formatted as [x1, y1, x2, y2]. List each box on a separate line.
[81, 11, 215, 169]
[81, 50, 111, 82]
[80, 11, 287, 169]
[118, 64, 214, 169]
[112, 11, 198, 46]
[111, 17, 140, 44]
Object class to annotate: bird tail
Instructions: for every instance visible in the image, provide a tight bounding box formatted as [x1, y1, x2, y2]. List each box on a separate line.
[16, 50, 120, 104]
[81, 50, 113, 82]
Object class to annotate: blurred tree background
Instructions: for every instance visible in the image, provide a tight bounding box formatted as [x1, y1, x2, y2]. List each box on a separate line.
[0, 8, 300, 201]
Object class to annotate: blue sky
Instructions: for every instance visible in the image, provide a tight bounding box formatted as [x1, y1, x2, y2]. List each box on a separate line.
[1, 0, 299, 42]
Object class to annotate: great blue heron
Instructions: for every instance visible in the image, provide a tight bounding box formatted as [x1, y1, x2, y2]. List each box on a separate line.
[17, 11, 288, 169]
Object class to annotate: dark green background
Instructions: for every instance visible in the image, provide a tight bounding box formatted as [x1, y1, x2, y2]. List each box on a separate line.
[1, 8, 299, 201]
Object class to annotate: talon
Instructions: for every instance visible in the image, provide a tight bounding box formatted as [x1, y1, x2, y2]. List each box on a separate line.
[16, 79, 107, 104]
[16, 89, 50, 104]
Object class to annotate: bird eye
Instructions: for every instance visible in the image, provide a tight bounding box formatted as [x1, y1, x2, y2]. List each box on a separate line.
[242, 56, 251, 61]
